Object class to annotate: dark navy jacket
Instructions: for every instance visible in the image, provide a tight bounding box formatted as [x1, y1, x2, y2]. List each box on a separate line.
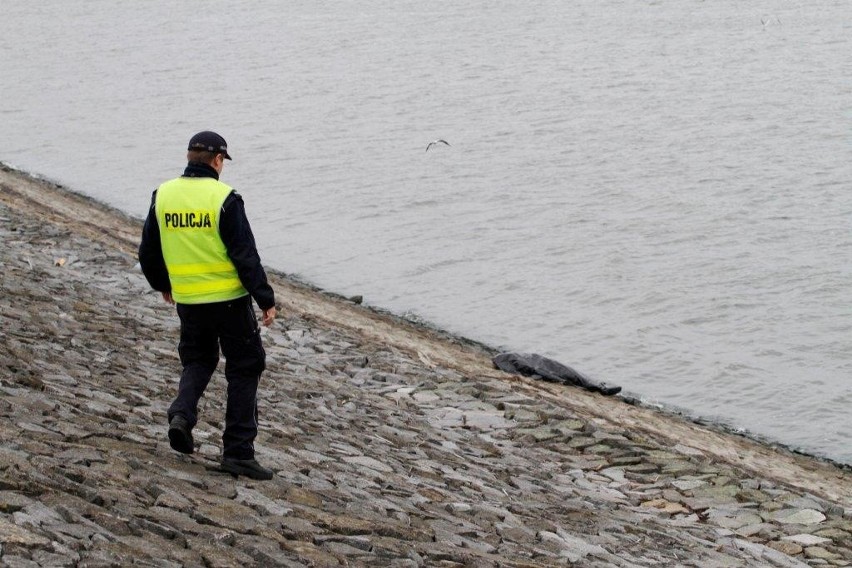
[138, 162, 276, 311]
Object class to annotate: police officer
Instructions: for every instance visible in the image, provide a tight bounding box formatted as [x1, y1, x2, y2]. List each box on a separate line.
[139, 131, 277, 480]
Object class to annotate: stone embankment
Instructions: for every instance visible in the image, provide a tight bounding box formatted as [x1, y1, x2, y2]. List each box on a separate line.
[0, 165, 850, 567]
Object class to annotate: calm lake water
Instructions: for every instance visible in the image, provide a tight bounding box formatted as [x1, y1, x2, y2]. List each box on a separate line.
[1, 1, 850, 464]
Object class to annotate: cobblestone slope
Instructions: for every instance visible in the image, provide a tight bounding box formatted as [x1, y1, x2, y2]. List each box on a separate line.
[0, 168, 850, 566]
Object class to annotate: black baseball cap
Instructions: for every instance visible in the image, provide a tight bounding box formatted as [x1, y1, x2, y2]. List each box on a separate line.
[187, 131, 232, 160]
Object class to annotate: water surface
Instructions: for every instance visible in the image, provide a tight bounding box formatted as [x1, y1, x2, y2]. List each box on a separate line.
[1, 1, 850, 463]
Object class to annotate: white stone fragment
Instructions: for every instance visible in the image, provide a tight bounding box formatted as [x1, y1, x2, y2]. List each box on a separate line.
[343, 455, 394, 473]
[462, 409, 514, 430]
[671, 479, 706, 491]
[781, 533, 831, 546]
[600, 467, 626, 483]
[776, 509, 826, 525]
[554, 528, 608, 562]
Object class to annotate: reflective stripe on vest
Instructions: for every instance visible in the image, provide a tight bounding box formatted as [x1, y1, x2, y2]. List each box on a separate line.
[155, 176, 247, 304]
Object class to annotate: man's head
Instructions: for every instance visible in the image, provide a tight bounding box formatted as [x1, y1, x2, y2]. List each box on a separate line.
[187, 131, 232, 173]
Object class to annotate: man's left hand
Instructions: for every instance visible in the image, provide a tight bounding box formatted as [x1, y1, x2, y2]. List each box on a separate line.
[262, 306, 277, 327]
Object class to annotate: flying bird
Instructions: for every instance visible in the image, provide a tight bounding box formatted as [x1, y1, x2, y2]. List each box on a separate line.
[761, 15, 781, 28]
[425, 139, 450, 152]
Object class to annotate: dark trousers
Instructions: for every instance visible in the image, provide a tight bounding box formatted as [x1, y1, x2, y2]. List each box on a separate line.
[167, 295, 266, 460]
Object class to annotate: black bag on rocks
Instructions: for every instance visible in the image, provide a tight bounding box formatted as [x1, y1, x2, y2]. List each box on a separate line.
[492, 352, 621, 396]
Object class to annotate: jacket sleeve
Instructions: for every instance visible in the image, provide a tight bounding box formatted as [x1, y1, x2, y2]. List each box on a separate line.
[138, 190, 172, 293]
[219, 192, 276, 311]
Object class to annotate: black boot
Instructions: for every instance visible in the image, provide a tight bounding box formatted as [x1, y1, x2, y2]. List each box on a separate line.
[220, 458, 274, 480]
[168, 415, 194, 454]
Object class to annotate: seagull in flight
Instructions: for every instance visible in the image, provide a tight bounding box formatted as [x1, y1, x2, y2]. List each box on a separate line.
[425, 139, 450, 152]
[761, 15, 781, 28]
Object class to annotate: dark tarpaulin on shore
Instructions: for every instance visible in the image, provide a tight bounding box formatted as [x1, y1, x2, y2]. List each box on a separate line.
[492, 352, 622, 396]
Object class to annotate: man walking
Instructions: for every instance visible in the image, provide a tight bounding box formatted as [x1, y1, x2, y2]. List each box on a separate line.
[139, 131, 277, 480]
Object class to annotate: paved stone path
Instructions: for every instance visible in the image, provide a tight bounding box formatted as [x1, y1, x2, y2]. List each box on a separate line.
[0, 168, 850, 566]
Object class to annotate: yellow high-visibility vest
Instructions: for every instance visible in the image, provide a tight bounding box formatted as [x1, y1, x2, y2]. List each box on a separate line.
[155, 176, 247, 304]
